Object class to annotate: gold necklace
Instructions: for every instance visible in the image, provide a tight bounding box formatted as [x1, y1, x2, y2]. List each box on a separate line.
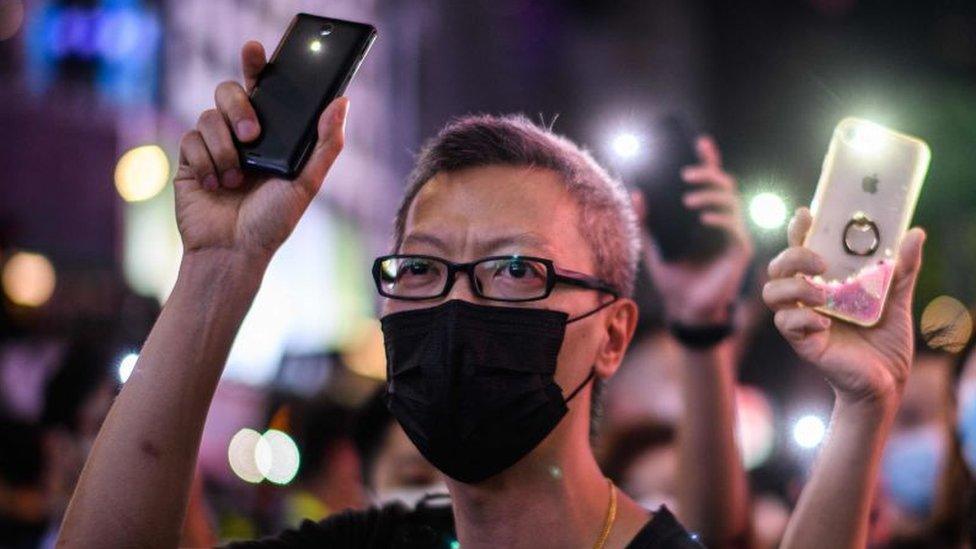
[593, 478, 617, 549]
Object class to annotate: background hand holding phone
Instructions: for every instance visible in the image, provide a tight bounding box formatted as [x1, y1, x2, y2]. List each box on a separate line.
[763, 208, 926, 405]
[643, 136, 754, 325]
[174, 41, 348, 263]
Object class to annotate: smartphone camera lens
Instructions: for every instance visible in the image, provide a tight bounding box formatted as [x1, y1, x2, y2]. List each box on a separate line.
[320, 24, 334, 37]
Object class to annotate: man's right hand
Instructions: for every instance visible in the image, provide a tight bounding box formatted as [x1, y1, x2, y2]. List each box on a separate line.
[175, 40, 348, 262]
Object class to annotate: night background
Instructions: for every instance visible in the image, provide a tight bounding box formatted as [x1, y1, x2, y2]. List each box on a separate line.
[1, 0, 974, 546]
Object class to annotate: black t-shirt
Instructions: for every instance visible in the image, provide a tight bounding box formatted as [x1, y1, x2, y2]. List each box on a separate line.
[225, 495, 703, 549]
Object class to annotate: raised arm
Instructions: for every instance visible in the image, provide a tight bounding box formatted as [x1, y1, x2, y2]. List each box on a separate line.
[57, 42, 349, 548]
[643, 136, 753, 547]
[764, 208, 925, 549]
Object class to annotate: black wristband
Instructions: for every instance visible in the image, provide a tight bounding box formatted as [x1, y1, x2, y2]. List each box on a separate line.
[668, 321, 734, 350]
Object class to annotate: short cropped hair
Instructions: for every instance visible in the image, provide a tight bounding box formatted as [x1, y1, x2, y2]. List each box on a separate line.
[391, 114, 641, 436]
[393, 114, 639, 298]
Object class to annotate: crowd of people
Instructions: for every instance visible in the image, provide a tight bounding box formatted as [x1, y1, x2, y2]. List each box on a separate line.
[1, 39, 974, 548]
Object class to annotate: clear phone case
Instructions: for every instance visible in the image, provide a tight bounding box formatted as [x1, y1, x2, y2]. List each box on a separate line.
[804, 118, 930, 327]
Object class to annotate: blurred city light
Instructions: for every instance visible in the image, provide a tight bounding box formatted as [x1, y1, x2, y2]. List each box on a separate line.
[118, 353, 138, 383]
[342, 318, 387, 380]
[920, 295, 973, 353]
[748, 192, 788, 230]
[2, 251, 56, 307]
[228, 428, 264, 484]
[735, 386, 775, 470]
[256, 429, 301, 485]
[610, 132, 641, 160]
[0, 0, 24, 41]
[845, 120, 886, 155]
[114, 145, 170, 202]
[793, 415, 827, 449]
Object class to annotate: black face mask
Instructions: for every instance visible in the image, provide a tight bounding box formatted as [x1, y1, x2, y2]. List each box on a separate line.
[381, 299, 611, 484]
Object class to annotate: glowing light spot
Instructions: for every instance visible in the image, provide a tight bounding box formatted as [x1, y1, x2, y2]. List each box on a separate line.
[0, 0, 24, 41]
[450, 541, 461, 549]
[256, 429, 300, 485]
[793, 415, 826, 449]
[735, 386, 775, 470]
[228, 428, 264, 484]
[921, 295, 973, 353]
[342, 318, 387, 380]
[548, 465, 563, 479]
[2, 251, 56, 307]
[610, 132, 641, 160]
[118, 353, 138, 383]
[749, 192, 788, 230]
[114, 145, 170, 202]
[845, 120, 886, 155]
[309, 39, 322, 52]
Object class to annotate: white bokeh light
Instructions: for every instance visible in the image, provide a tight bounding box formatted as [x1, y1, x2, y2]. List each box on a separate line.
[256, 429, 301, 485]
[793, 415, 827, 449]
[610, 132, 641, 160]
[749, 192, 788, 230]
[846, 121, 886, 155]
[228, 428, 264, 484]
[118, 353, 138, 383]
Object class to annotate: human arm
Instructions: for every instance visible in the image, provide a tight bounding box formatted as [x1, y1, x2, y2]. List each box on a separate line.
[643, 137, 753, 547]
[765, 208, 925, 549]
[57, 41, 349, 548]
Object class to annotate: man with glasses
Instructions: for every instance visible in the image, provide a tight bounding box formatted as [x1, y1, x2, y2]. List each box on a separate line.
[56, 40, 741, 549]
[58, 40, 925, 548]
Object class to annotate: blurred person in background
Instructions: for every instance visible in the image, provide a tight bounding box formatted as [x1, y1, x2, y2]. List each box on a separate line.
[0, 420, 46, 549]
[875, 346, 954, 546]
[35, 335, 117, 548]
[353, 387, 445, 508]
[279, 399, 366, 528]
[600, 419, 678, 514]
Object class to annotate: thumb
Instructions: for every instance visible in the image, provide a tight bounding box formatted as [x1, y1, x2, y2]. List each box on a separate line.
[889, 227, 926, 303]
[297, 97, 349, 196]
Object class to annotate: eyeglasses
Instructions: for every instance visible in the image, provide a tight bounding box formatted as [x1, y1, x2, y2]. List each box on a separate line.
[372, 254, 620, 303]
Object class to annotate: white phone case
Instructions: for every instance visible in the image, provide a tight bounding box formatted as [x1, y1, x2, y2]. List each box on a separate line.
[804, 118, 930, 327]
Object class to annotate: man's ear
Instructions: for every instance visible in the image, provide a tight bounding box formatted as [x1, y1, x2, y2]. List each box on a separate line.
[594, 298, 638, 381]
[631, 190, 647, 225]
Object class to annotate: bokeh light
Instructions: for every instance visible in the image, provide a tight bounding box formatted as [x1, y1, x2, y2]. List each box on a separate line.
[793, 415, 827, 449]
[0, 0, 24, 41]
[228, 428, 264, 484]
[610, 132, 641, 160]
[118, 353, 138, 383]
[256, 429, 301, 485]
[735, 386, 776, 470]
[920, 295, 973, 353]
[845, 120, 886, 155]
[748, 192, 788, 230]
[114, 145, 170, 202]
[2, 251, 56, 307]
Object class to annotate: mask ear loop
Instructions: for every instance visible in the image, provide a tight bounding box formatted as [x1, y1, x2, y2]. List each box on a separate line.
[566, 296, 619, 324]
[564, 369, 596, 403]
[562, 296, 618, 402]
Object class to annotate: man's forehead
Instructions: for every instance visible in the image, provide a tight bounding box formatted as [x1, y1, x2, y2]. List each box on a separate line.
[401, 165, 584, 258]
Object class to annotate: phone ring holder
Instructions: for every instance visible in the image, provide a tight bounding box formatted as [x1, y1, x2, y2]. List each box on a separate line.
[843, 212, 880, 256]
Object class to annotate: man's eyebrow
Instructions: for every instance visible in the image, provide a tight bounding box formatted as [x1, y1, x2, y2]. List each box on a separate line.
[401, 232, 449, 252]
[478, 233, 555, 256]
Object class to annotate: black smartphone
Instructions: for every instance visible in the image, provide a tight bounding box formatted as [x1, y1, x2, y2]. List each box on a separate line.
[639, 116, 727, 263]
[238, 14, 376, 178]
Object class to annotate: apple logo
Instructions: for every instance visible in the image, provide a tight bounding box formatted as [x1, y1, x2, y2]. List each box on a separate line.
[862, 173, 879, 194]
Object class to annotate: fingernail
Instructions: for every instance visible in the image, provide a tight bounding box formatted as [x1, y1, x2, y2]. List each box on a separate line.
[203, 174, 218, 190]
[236, 119, 258, 140]
[223, 168, 243, 188]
